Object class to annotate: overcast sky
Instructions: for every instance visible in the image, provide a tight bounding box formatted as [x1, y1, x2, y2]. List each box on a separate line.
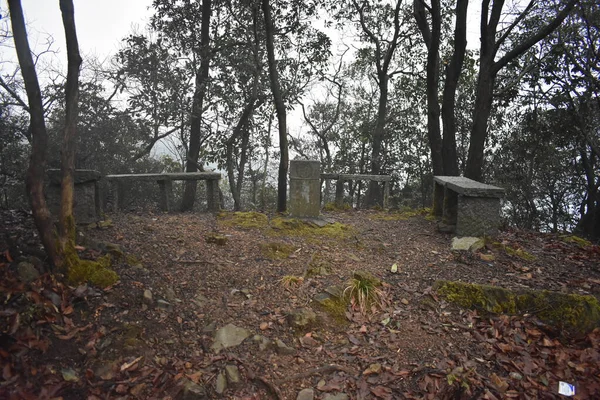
[7, 0, 153, 60]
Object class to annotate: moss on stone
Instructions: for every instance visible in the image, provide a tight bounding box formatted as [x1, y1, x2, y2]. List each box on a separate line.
[491, 242, 536, 261]
[306, 255, 333, 277]
[206, 233, 228, 246]
[66, 253, 119, 288]
[435, 280, 600, 335]
[314, 297, 349, 326]
[260, 242, 298, 259]
[218, 211, 269, 229]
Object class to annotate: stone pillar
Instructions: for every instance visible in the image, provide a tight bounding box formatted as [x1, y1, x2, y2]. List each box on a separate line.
[335, 178, 345, 208]
[157, 179, 173, 212]
[433, 180, 444, 217]
[289, 160, 321, 218]
[206, 179, 221, 212]
[456, 196, 501, 237]
[442, 186, 458, 225]
[383, 181, 390, 209]
[46, 169, 102, 224]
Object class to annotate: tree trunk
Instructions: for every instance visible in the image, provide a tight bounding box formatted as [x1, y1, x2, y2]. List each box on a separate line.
[8, 0, 59, 267]
[262, 0, 288, 212]
[366, 74, 388, 206]
[58, 0, 83, 258]
[414, 0, 443, 176]
[181, 0, 212, 211]
[441, 0, 468, 176]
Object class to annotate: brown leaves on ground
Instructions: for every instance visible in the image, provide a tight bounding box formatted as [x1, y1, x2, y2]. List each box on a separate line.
[1, 209, 599, 399]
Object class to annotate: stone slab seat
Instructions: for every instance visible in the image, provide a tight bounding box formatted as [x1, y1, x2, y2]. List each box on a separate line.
[433, 176, 504, 237]
[104, 172, 222, 212]
[320, 173, 392, 209]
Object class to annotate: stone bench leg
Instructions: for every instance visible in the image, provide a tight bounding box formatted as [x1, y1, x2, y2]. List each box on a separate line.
[456, 196, 501, 237]
[111, 181, 125, 213]
[157, 179, 173, 212]
[433, 181, 444, 217]
[206, 179, 221, 212]
[335, 179, 345, 207]
[442, 187, 458, 225]
[383, 181, 390, 209]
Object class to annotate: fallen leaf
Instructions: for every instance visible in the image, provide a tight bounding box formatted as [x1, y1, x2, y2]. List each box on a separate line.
[363, 363, 382, 375]
[120, 356, 143, 372]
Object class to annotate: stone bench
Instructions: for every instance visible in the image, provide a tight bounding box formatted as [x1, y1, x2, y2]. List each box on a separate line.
[320, 173, 392, 209]
[104, 172, 221, 212]
[433, 176, 504, 237]
[46, 169, 102, 224]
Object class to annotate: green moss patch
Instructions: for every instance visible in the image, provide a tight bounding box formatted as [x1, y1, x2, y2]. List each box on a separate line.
[306, 255, 333, 277]
[323, 202, 351, 212]
[260, 242, 298, 259]
[269, 217, 352, 238]
[369, 207, 431, 221]
[561, 235, 592, 248]
[435, 280, 600, 335]
[67, 254, 119, 288]
[492, 242, 536, 261]
[218, 211, 269, 229]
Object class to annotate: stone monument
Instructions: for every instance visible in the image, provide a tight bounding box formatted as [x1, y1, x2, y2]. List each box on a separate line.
[289, 160, 321, 218]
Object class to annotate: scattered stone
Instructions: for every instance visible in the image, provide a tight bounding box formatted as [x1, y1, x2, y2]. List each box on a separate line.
[253, 334, 271, 351]
[61, 367, 80, 382]
[157, 299, 173, 312]
[300, 336, 319, 347]
[17, 261, 39, 283]
[275, 338, 296, 355]
[42, 289, 62, 307]
[297, 388, 315, 400]
[314, 292, 333, 305]
[143, 289, 153, 305]
[480, 253, 496, 262]
[205, 233, 228, 246]
[363, 363, 382, 375]
[323, 394, 349, 400]
[164, 287, 180, 303]
[259, 322, 269, 330]
[211, 324, 251, 353]
[451, 237, 485, 252]
[287, 308, 317, 329]
[325, 285, 344, 298]
[509, 372, 523, 380]
[401, 298, 410, 305]
[26, 256, 44, 272]
[215, 371, 227, 394]
[225, 365, 241, 386]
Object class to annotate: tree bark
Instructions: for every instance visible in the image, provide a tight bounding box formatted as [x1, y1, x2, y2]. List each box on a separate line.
[8, 0, 59, 267]
[58, 0, 83, 258]
[440, 0, 468, 177]
[414, 0, 443, 176]
[262, 0, 288, 212]
[181, 0, 212, 211]
[465, 0, 577, 181]
[366, 73, 388, 205]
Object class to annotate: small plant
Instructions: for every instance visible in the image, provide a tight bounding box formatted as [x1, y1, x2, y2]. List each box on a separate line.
[280, 275, 304, 288]
[344, 271, 384, 313]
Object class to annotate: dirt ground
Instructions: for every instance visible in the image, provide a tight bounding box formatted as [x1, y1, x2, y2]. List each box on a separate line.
[1, 208, 600, 400]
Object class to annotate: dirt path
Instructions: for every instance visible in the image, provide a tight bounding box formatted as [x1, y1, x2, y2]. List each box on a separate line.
[1, 209, 599, 399]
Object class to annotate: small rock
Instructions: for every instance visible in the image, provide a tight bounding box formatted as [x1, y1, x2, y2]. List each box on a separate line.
[323, 394, 349, 400]
[193, 294, 208, 307]
[61, 367, 79, 382]
[451, 237, 485, 252]
[297, 388, 315, 400]
[259, 322, 269, 330]
[202, 322, 216, 333]
[42, 289, 62, 306]
[17, 261, 40, 283]
[509, 372, 523, 380]
[299, 336, 319, 347]
[164, 287, 179, 303]
[180, 378, 207, 400]
[287, 308, 317, 329]
[401, 298, 409, 305]
[157, 299, 173, 312]
[211, 324, 251, 353]
[215, 371, 227, 394]
[275, 339, 296, 355]
[480, 253, 495, 261]
[253, 334, 271, 351]
[363, 363, 382, 375]
[224, 365, 241, 386]
[143, 289, 153, 305]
